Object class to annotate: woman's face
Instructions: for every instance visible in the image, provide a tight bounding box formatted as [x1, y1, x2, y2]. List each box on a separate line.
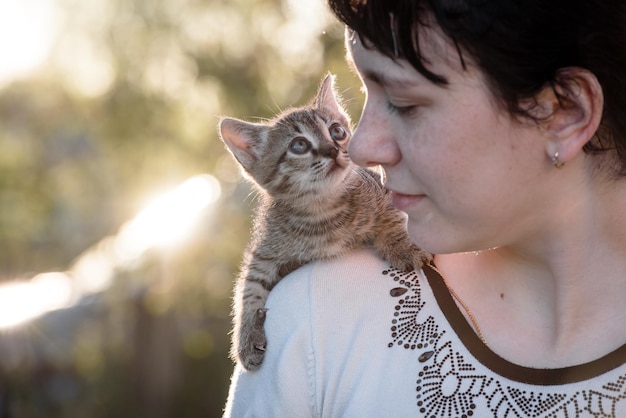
[347, 29, 553, 254]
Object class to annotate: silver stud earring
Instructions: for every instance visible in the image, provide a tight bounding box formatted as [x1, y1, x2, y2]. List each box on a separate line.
[551, 152, 565, 168]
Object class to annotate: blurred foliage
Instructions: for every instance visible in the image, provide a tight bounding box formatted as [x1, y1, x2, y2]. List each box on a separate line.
[0, 0, 363, 417]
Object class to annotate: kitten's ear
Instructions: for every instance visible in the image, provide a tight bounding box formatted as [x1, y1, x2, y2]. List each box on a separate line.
[313, 73, 343, 115]
[219, 117, 266, 172]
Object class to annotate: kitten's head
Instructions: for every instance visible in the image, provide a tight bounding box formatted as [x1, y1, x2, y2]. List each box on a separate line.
[219, 74, 353, 199]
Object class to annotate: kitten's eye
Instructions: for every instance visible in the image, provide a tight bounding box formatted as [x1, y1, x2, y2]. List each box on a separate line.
[329, 123, 347, 142]
[288, 137, 311, 155]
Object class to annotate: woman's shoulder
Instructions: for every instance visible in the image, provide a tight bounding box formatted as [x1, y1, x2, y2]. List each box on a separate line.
[271, 248, 395, 295]
[254, 249, 436, 416]
[262, 248, 396, 333]
[224, 249, 423, 417]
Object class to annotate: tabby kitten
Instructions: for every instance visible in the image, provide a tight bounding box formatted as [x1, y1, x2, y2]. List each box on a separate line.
[219, 74, 431, 371]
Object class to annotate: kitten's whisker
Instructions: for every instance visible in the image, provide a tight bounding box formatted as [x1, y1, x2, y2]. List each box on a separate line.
[244, 189, 262, 205]
[250, 116, 271, 124]
[267, 96, 283, 115]
[339, 87, 356, 102]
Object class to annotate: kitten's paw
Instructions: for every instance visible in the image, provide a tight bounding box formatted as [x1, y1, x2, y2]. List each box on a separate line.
[237, 308, 268, 371]
[387, 247, 432, 272]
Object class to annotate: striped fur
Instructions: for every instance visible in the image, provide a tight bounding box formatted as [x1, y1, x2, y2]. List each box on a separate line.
[219, 74, 432, 371]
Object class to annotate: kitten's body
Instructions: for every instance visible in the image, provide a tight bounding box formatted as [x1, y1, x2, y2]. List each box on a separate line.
[219, 75, 431, 371]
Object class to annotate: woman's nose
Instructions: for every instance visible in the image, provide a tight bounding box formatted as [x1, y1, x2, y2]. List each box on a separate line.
[348, 100, 401, 168]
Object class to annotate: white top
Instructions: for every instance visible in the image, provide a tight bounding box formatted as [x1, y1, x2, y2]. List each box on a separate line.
[223, 249, 626, 417]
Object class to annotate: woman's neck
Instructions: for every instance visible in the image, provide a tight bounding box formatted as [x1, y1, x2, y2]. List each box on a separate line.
[434, 178, 626, 367]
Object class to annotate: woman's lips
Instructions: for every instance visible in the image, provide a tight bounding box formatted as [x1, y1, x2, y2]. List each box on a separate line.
[390, 191, 425, 211]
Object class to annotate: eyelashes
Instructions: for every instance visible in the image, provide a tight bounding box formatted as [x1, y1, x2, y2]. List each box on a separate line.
[386, 101, 419, 116]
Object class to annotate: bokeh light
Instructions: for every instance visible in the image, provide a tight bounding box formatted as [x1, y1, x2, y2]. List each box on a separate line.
[0, 175, 222, 330]
[0, 272, 72, 328]
[114, 175, 222, 261]
[0, 0, 62, 87]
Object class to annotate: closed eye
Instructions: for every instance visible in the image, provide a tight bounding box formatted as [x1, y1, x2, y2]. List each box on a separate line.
[386, 101, 418, 116]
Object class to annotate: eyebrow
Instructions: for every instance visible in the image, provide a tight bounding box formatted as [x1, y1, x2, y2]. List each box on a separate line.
[361, 70, 418, 89]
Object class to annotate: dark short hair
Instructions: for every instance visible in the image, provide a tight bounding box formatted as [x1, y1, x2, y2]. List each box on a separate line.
[328, 0, 626, 174]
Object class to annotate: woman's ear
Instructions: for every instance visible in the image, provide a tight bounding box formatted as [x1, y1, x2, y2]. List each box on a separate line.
[537, 68, 604, 165]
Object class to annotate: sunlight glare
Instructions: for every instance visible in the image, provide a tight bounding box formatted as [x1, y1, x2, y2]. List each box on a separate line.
[114, 175, 221, 261]
[0, 0, 61, 87]
[71, 240, 117, 294]
[0, 272, 72, 329]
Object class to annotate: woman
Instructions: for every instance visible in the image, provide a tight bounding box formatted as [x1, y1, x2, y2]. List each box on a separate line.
[224, 0, 626, 416]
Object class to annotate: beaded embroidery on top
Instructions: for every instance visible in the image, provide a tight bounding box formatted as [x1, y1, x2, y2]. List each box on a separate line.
[384, 267, 626, 418]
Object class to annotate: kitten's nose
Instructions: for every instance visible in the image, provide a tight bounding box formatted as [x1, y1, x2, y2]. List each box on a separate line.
[320, 143, 339, 159]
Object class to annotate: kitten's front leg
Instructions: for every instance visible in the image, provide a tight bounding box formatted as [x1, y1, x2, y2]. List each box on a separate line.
[232, 254, 284, 371]
[232, 275, 272, 371]
[374, 211, 432, 272]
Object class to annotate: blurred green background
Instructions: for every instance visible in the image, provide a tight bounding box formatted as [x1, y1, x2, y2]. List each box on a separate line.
[0, 0, 363, 416]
